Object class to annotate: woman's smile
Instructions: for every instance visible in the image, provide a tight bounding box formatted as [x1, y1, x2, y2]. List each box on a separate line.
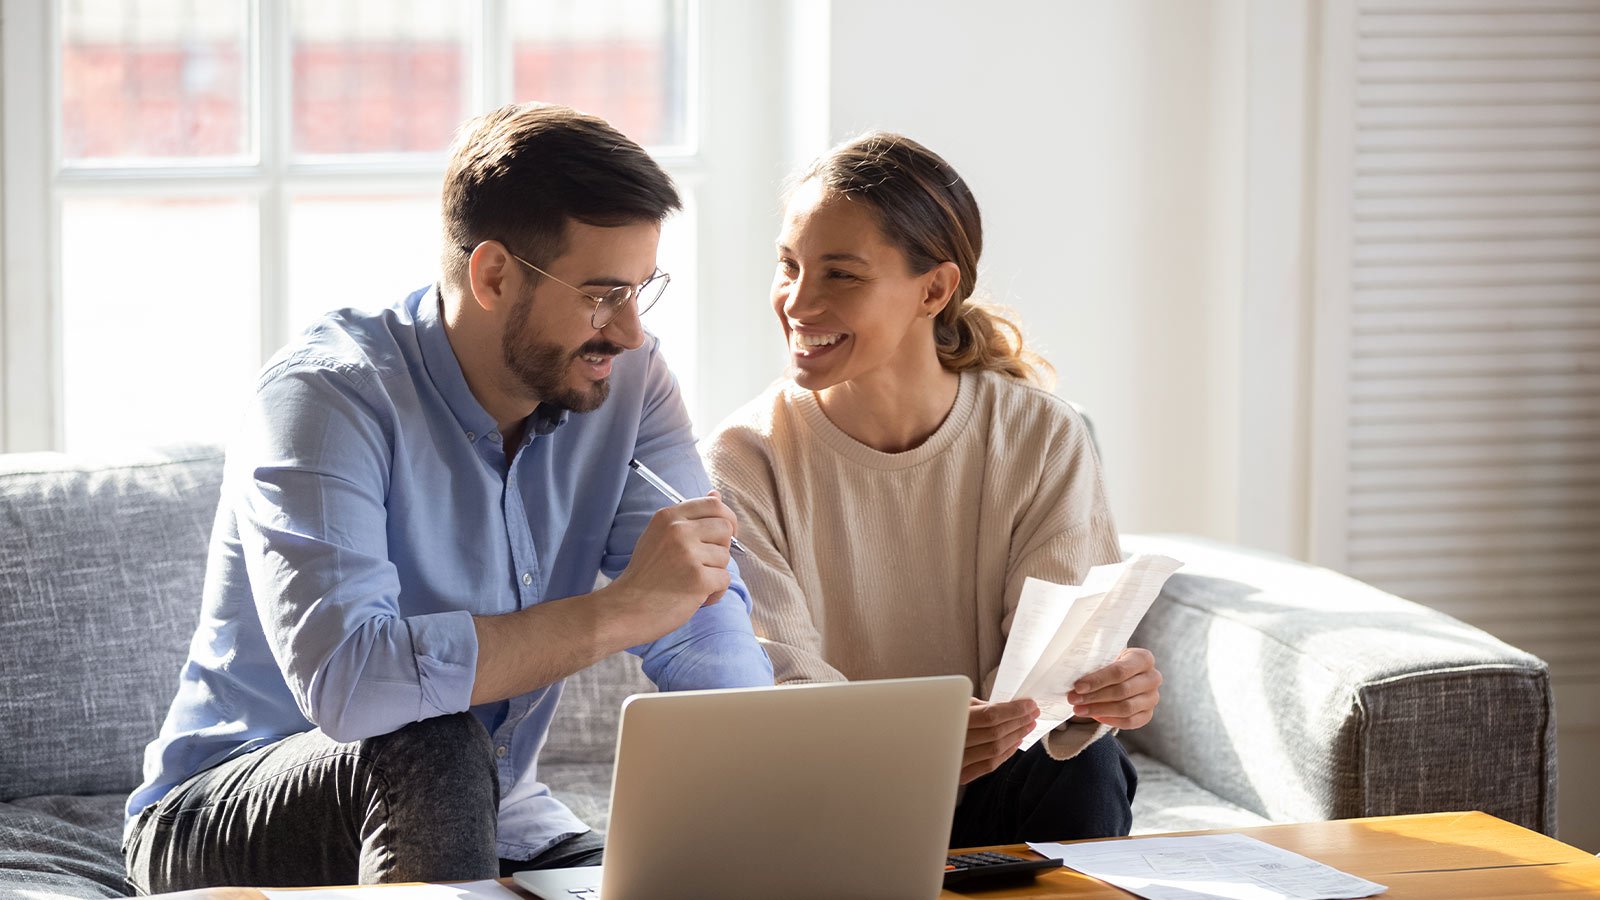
[789, 329, 849, 361]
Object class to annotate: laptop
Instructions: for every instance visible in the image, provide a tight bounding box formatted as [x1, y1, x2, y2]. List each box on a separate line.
[515, 675, 971, 900]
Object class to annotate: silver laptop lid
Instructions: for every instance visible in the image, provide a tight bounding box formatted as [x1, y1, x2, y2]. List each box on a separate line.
[599, 675, 970, 900]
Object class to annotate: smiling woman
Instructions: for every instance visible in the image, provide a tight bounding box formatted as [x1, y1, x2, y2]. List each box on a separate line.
[705, 132, 1163, 850]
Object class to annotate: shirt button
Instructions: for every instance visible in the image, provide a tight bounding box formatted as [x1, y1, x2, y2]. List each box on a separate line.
[466, 431, 476, 442]
[489, 432, 501, 443]
[522, 572, 533, 586]
[496, 745, 508, 759]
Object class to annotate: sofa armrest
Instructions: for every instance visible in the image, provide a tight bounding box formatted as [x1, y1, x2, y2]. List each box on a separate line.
[1120, 534, 1557, 835]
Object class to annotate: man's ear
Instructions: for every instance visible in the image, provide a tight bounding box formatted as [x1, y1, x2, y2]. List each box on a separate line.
[922, 261, 961, 318]
[467, 241, 517, 313]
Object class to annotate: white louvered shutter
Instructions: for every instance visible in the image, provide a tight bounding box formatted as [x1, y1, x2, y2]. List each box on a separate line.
[1319, 1, 1600, 690]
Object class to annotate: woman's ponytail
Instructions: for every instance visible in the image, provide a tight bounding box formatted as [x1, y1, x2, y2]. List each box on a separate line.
[935, 297, 1054, 388]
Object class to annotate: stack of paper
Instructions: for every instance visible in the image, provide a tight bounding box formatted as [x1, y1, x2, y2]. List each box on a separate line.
[991, 554, 1182, 748]
[1027, 833, 1387, 900]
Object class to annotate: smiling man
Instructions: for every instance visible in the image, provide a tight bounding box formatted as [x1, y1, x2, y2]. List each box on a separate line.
[122, 103, 773, 892]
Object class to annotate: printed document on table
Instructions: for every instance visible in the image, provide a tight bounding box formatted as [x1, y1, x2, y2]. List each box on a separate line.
[262, 880, 521, 899]
[1027, 833, 1387, 900]
[990, 554, 1182, 749]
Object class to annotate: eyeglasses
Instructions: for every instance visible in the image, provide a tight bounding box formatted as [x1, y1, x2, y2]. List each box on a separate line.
[461, 242, 670, 329]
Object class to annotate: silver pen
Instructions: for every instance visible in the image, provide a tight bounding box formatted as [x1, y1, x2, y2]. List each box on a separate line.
[627, 458, 748, 554]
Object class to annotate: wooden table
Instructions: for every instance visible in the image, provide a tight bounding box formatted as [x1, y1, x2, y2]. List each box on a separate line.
[151, 811, 1599, 898]
[934, 811, 1600, 898]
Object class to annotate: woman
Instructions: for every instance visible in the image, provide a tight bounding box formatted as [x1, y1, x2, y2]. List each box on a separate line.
[704, 133, 1162, 847]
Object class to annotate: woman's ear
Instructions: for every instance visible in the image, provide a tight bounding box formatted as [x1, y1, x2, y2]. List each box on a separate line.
[922, 261, 961, 318]
[467, 241, 516, 313]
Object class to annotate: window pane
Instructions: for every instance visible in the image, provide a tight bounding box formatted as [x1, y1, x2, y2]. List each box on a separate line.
[61, 197, 259, 452]
[287, 193, 442, 333]
[61, 0, 250, 162]
[291, 1, 466, 156]
[509, 0, 688, 148]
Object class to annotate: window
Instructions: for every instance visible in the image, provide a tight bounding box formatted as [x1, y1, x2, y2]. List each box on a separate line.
[3, 0, 720, 452]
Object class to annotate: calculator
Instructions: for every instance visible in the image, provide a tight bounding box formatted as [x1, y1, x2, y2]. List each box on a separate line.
[943, 850, 1063, 889]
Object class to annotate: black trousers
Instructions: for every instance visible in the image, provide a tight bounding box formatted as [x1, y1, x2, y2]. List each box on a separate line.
[949, 734, 1137, 848]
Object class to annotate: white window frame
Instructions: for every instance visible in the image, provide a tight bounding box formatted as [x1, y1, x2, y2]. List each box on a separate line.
[2, 0, 784, 452]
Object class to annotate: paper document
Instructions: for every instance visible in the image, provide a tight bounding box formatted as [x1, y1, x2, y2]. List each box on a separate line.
[261, 880, 521, 899]
[991, 554, 1182, 748]
[1027, 833, 1387, 900]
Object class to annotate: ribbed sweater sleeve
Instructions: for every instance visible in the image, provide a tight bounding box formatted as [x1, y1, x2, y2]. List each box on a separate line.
[704, 410, 848, 685]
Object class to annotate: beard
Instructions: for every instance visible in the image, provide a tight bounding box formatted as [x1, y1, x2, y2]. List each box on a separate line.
[501, 290, 623, 414]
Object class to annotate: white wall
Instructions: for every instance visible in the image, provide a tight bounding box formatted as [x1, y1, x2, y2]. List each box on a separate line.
[785, 0, 1253, 539]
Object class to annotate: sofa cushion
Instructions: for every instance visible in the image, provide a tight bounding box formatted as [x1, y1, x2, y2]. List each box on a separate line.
[0, 446, 224, 801]
[0, 793, 127, 899]
[1127, 752, 1273, 836]
[542, 651, 655, 765]
[542, 763, 618, 834]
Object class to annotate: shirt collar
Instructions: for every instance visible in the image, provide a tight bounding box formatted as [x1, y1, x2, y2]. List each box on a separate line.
[414, 285, 497, 441]
[416, 285, 572, 441]
[414, 285, 570, 443]
[529, 402, 570, 436]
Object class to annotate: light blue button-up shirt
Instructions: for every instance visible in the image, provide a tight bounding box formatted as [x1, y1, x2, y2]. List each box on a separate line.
[127, 286, 773, 858]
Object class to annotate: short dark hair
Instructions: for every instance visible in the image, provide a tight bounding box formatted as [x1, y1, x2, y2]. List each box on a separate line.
[440, 102, 681, 291]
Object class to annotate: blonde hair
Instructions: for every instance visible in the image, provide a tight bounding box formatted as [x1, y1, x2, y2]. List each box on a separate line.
[796, 131, 1054, 388]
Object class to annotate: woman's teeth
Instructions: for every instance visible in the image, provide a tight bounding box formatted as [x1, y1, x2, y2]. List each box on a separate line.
[793, 332, 844, 349]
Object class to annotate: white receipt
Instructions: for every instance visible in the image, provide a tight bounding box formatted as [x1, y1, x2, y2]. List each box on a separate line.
[1027, 833, 1387, 899]
[261, 880, 521, 899]
[990, 554, 1182, 748]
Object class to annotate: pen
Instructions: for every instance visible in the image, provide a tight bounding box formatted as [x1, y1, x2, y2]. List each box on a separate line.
[628, 458, 748, 554]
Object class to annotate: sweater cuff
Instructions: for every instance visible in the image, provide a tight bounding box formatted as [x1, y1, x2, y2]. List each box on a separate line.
[1042, 717, 1114, 761]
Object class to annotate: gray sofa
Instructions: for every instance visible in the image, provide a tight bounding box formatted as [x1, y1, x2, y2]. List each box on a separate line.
[0, 445, 1558, 898]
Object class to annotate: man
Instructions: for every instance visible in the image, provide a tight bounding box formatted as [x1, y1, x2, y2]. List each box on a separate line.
[124, 103, 772, 892]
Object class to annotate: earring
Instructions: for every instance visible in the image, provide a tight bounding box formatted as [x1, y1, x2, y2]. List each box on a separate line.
[927, 311, 937, 319]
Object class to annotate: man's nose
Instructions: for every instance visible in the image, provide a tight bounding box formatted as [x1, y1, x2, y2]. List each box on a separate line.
[601, 301, 647, 350]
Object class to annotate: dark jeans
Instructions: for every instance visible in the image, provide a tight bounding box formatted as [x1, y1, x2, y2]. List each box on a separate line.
[124, 712, 599, 893]
[949, 734, 1137, 848]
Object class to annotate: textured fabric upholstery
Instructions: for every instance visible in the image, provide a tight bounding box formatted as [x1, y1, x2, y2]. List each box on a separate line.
[1121, 533, 1557, 835]
[1127, 753, 1271, 836]
[539, 763, 618, 832]
[0, 794, 128, 899]
[542, 651, 654, 765]
[0, 446, 224, 801]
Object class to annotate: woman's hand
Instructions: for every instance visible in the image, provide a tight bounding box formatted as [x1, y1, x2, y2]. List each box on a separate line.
[961, 697, 1039, 785]
[1066, 647, 1162, 729]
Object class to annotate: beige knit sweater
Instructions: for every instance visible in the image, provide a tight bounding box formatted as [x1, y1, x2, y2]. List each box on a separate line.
[704, 369, 1124, 760]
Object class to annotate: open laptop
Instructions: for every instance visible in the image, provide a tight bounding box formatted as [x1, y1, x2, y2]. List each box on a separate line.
[515, 675, 970, 900]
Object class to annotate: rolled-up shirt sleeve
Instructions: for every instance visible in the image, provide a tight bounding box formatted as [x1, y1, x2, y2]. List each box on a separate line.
[237, 362, 479, 743]
[598, 342, 773, 691]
